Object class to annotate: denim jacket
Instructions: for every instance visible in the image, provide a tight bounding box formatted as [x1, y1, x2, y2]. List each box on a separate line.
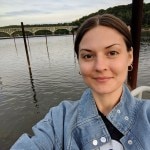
[11, 85, 150, 150]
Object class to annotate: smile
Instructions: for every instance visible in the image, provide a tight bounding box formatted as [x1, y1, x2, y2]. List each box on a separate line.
[93, 77, 113, 82]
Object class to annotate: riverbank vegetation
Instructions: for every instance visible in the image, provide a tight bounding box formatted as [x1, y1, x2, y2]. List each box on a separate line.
[71, 3, 150, 29]
[1, 3, 149, 29]
[0, 2, 149, 37]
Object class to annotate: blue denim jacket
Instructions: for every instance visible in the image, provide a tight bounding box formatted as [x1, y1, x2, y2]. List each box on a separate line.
[11, 85, 150, 150]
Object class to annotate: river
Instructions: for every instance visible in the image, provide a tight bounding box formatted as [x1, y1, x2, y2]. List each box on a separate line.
[0, 35, 149, 149]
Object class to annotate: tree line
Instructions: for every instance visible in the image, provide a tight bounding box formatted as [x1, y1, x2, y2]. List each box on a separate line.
[71, 3, 150, 28]
[0, 3, 150, 29]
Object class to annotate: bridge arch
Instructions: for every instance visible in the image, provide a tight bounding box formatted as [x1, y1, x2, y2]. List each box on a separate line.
[0, 32, 10, 37]
[35, 30, 52, 35]
[11, 30, 33, 37]
[54, 29, 70, 35]
[0, 25, 78, 37]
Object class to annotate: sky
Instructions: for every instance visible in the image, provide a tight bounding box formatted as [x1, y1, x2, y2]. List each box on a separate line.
[0, 0, 150, 27]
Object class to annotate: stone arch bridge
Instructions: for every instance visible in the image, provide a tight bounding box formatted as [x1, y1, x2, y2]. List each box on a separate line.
[0, 25, 78, 37]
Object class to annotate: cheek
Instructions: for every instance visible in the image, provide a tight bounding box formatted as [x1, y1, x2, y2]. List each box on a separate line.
[79, 62, 93, 74]
[111, 61, 128, 76]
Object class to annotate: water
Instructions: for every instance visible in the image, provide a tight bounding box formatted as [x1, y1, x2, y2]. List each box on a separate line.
[0, 35, 149, 149]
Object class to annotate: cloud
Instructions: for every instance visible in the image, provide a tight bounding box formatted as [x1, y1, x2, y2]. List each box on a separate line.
[0, 10, 51, 17]
[0, 0, 150, 27]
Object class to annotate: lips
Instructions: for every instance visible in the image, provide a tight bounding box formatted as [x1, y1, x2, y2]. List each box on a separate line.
[94, 76, 113, 82]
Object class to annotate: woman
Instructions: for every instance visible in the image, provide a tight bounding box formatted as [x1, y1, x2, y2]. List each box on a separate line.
[11, 14, 150, 150]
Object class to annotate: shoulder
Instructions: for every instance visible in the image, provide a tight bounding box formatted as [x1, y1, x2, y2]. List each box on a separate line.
[46, 88, 91, 121]
[50, 100, 80, 117]
[44, 88, 92, 125]
[140, 98, 150, 115]
[130, 98, 150, 147]
[134, 97, 150, 121]
[42, 99, 80, 129]
[134, 97, 150, 109]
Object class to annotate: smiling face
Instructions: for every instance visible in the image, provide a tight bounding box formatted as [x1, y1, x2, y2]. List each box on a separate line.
[78, 26, 133, 96]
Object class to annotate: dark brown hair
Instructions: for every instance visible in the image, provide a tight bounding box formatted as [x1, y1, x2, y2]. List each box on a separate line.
[74, 14, 132, 58]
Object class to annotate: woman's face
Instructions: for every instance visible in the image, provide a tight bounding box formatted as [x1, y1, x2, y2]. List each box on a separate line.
[78, 26, 133, 96]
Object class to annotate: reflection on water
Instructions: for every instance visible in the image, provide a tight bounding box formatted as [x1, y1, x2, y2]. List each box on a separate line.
[0, 77, 3, 91]
[0, 35, 87, 149]
[0, 35, 149, 149]
[13, 36, 18, 55]
[28, 66, 39, 113]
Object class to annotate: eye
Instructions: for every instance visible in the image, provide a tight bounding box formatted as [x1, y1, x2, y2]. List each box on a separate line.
[84, 54, 93, 58]
[107, 51, 119, 57]
[81, 53, 94, 60]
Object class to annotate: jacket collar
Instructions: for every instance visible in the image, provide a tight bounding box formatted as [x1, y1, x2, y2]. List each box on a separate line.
[77, 85, 143, 134]
[78, 88, 99, 121]
[107, 85, 143, 134]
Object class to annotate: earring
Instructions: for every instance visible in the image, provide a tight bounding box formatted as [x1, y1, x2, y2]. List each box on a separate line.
[79, 71, 82, 75]
[128, 64, 133, 71]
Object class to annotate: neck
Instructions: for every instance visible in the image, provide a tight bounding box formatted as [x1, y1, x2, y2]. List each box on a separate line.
[92, 86, 123, 116]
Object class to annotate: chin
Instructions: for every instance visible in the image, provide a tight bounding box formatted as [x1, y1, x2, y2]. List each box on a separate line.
[90, 83, 123, 95]
[94, 89, 113, 95]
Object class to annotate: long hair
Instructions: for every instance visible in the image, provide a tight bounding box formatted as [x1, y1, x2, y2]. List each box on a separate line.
[74, 14, 132, 58]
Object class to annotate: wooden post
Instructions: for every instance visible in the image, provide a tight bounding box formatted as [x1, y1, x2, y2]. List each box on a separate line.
[127, 0, 144, 90]
[72, 27, 78, 59]
[13, 35, 18, 55]
[21, 22, 39, 112]
[45, 33, 50, 61]
[21, 22, 31, 67]
[26, 35, 31, 56]
[45, 33, 49, 52]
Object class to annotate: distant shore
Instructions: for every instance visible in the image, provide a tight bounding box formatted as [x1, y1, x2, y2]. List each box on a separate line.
[0, 29, 149, 40]
[0, 34, 71, 40]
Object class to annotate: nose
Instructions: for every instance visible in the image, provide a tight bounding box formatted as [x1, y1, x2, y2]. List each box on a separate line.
[94, 56, 108, 72]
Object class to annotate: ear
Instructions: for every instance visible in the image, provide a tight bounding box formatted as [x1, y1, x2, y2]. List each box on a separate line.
[128, 47, 133, 66]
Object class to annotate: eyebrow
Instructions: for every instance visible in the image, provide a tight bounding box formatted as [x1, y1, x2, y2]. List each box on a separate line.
[80, 44, 120, 51]
[79, 48, 92, 52]
[105, 43, 120, 49]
